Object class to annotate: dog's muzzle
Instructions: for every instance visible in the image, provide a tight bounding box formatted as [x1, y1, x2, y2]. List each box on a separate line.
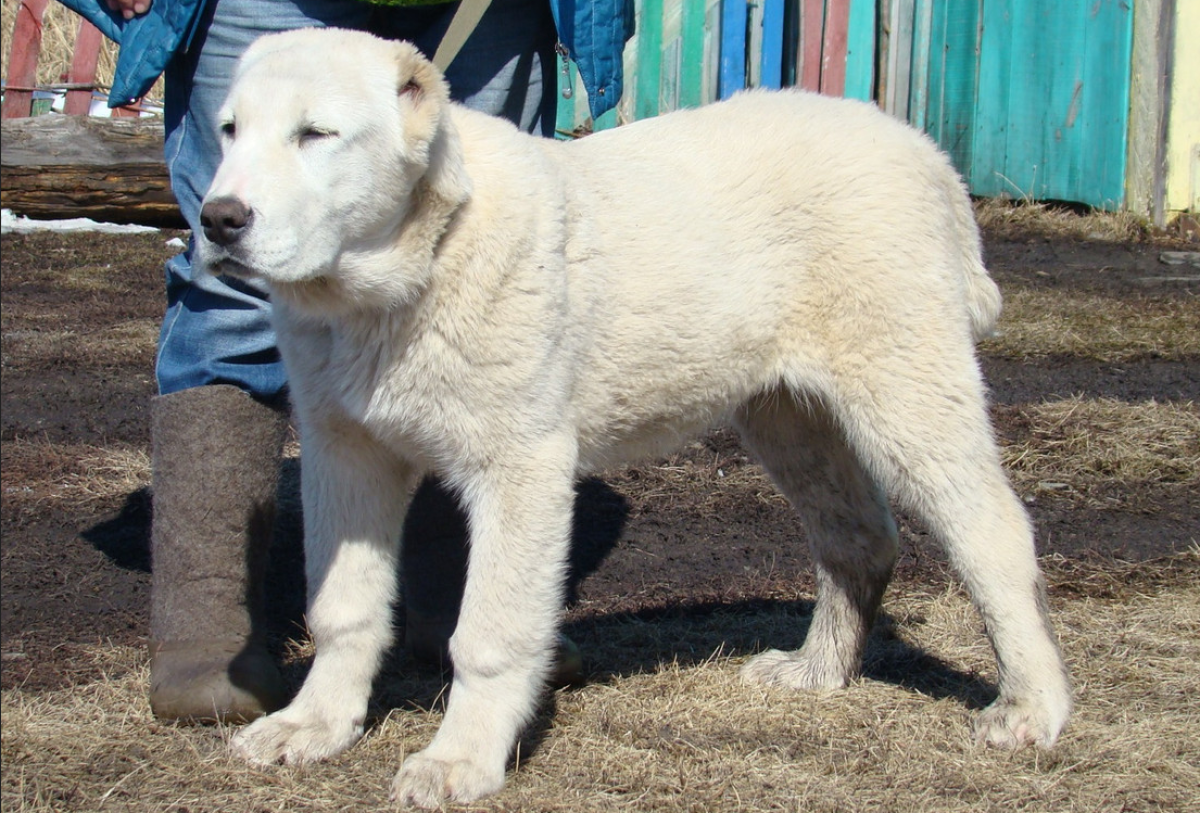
[201, 197, 254, 247]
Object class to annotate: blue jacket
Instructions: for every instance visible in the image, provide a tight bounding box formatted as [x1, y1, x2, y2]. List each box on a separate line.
[57, 0, 631, 119]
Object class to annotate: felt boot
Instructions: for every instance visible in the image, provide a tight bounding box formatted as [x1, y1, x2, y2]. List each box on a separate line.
[148, 384, 289, 723]
[403, 478, 585, 687]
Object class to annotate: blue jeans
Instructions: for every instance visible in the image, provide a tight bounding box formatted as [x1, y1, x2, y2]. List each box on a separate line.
[157, 0, 557, 398]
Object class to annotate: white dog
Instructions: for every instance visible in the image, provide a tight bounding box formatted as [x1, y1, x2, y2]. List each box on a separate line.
[199, 28, 1071, 808]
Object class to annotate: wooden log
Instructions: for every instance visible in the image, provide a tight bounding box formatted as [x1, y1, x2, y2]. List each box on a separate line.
[1, 114, 184, 227]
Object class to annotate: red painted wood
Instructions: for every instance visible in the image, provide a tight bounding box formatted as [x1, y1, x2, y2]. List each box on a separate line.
[799, 0, 825, 92]
[64, 19, 103, 115]
[820, 0, 850, 97]
[3, 0, 52, 118]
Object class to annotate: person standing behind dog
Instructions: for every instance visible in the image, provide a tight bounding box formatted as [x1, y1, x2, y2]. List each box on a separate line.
[59, 0, 630, 722]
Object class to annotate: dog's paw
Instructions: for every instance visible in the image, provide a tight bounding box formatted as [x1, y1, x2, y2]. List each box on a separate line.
[230, 708, 364, 766]
[740, 648, 850, 690]
[974, 694, 1070, 749]
[390, 751, 505, 809]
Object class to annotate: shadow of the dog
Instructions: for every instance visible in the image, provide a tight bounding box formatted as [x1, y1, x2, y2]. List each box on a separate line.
[341, 597, 996, 772]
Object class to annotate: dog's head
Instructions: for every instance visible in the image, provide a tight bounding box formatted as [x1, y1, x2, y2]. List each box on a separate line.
[197, 28, 470, 303]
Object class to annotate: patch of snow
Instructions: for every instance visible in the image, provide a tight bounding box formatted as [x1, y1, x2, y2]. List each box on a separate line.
[2, 209, 160, 235]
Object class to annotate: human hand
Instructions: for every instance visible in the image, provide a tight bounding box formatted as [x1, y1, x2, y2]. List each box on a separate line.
[105, 0, 152, 20]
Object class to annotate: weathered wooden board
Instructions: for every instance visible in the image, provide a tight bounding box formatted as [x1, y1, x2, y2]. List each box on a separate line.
[2, 0, 51, 119]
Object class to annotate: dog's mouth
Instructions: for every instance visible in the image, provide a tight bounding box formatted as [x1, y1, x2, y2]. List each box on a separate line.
[203, 250, 256, 280]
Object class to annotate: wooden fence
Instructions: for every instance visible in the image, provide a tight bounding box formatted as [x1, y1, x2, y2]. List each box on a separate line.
[2, 0, 139, 118]
[556, 0, 876, 133]
[4, 0, 1194, 220]
[556, 0, 1195, 219]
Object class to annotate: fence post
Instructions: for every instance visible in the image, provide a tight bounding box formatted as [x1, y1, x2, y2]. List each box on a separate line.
[680, 0, 706, 107]
[760, 0, 785, 89]
[798, 0, 824, 92]
[820, 0, 849, 96]
[636, 0, 664, 119]
[64, 19, 104, 115]
[3, 0, 52, 119]
[719, 0, 746, 99]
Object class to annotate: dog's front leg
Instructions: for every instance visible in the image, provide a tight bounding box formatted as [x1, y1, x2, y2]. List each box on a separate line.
[232, 431, 412, 766]
[392, 435, 577, 808]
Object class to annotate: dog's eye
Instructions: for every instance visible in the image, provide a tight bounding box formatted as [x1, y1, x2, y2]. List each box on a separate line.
[298, 126, 338, 145]
[219, 121, 236, 139]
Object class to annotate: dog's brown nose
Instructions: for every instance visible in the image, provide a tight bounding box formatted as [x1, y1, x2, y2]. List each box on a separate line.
[201, 197, 253, 247]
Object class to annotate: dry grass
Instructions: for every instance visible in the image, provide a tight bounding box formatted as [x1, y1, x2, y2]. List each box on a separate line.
[606, 431, 789, 519]
[982, 288, 1200, 361]
[973, 199, 1152, 244]
[3, 557, 1198, 812]
[0, 317, 159, 370]
[3, 214, 1198, 810]
[5, 393, 1191, 524]
[1002, 397, 1200, 508]
[1, 438, 150, 513]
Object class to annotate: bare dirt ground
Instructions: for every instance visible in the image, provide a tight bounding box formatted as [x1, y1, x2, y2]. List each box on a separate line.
[1, 210, 1198, 811]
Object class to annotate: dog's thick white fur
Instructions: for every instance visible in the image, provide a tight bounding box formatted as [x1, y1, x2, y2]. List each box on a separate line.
[201, 28, 1071, 807]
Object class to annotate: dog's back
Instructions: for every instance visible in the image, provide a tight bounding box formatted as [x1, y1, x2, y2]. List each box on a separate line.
[510, 90, 1001, 466]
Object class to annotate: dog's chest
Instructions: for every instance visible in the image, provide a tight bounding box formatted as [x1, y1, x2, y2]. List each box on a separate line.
[296, 318, 459, 446]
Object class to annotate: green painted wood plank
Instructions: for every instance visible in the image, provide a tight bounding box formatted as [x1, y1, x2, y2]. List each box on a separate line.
[662, 35, 682, 111]
[1077, 0, 1132, 208]
[923, 0, 1133, 209]
[924, 0, 979, 175]
[662, 0, 683, 111]
[984, 0, 1131, 207]
[680, 0, 707, 107]
[1021, 0, 1078, 200]
[636, 0, 665, 120]
[704, 0, 722, 103]
[844, 0, 876, 100]
[971, 0, 1017, 198]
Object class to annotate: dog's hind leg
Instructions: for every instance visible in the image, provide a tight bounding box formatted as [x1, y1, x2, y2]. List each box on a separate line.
[818, 353, 1072, 749]
[736, 390, 899, 690]
[391, 433, 577, 808]
[232, 427, 413, 766]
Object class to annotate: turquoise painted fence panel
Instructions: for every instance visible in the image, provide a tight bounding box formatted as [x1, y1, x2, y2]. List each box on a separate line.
[972, 0, 1015, 197]
[679, 2, 706, 107]
[920, 0, 1132, 209]
[843, 0, 875, 100]
[921, 0, 980, 176]
[637, 0, 666, 119]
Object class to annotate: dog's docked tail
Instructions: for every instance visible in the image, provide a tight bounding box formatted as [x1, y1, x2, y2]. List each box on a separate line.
[949, 178, 1003, 342]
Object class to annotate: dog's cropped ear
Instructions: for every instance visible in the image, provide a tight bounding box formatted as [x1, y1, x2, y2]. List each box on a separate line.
[394, 42, 471, 206]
